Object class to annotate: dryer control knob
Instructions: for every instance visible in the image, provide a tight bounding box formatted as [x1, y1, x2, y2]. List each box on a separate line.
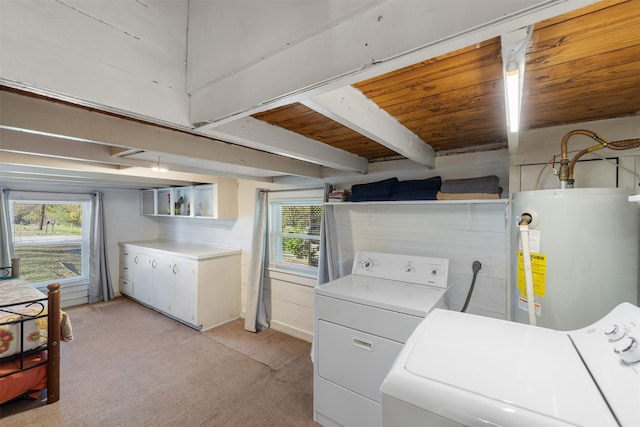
[614, 336, 640, 364]
[605, 324, 625, 341]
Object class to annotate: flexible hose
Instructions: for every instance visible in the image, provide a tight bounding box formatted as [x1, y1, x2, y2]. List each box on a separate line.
[560, 129, 607, 159]
[519, 215, 536, 326]
[461, 261, 482, 313]
[560, 129, 640, 183]
[568, 137, 640, 180]
[607, 139, 640, 150]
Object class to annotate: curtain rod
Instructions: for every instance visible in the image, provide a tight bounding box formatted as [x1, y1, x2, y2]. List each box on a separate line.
[2, 188, 98, 195]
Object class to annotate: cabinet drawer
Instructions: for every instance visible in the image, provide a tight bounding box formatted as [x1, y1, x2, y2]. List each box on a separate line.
[120, 278, 134, 296]
[120, 249, 134, 268]
[120, 263, 132, 279]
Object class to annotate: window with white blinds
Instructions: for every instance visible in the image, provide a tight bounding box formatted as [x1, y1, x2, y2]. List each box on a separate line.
[269, 200, 322, 275]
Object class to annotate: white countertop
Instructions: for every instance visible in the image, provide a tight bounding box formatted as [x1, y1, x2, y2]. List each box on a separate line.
[119, 240, 241, 260]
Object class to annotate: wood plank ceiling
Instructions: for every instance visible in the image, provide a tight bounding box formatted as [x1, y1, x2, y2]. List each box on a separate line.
[253, 0, 640, 160]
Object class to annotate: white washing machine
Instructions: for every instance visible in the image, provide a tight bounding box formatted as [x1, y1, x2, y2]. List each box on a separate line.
[314, 251, 450, 427]
[381, 302, 640, 427]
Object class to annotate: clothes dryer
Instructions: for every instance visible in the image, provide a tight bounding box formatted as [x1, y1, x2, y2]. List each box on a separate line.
[381, 303, 640, 426]
[314, 251, 450, 427]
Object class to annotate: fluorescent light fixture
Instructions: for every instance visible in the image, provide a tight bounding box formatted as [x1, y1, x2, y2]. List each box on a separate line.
[505, 69, 520, 133]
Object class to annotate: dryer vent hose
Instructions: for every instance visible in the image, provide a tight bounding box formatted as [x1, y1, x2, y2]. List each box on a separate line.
[461, 261, 482, 313]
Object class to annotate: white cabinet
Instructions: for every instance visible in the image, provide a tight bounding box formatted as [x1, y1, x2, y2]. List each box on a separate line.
[140, 178, 238, 220]
[149, 254, 198, 325]
[119, 248, 151, 305]
[119, 240, 241, 330]
[150, 254, 173, 313]
[170, 258, 198, 324]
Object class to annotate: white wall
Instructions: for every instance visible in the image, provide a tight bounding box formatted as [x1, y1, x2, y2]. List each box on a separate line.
[511, 116, 640, 193]
[328, 201, 509, 319]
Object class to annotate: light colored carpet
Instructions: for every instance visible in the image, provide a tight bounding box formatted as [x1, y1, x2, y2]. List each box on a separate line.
[0, 297, 318, 427]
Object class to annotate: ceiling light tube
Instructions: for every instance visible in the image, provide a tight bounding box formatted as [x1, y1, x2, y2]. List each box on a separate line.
[506, 69, 520, 133]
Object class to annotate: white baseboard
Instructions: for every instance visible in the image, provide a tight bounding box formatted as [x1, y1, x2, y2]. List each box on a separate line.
[270, 319, 313, 343]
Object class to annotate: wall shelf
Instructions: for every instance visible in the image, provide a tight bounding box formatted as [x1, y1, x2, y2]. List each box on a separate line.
[140, 178, 238, 220]
[324, 199, 508, 206]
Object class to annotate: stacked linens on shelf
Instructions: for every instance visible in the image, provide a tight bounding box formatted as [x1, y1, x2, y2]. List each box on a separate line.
[389, 176, 441, 200]
[436, 175, 502, 200]
[351, 177, 398, 202]
[327, 189, 351, 202]
[351, 176, 442, 202]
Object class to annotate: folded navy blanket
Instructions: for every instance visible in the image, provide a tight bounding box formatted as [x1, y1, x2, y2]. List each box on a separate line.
[391, 176, 441, 193]
[351, 177, 398, 202]
[389, 189, 439, 201]
[440, 175, 501, 194]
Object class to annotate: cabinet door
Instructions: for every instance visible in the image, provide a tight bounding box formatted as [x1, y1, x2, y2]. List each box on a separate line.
[150, 255, 173, 313]
[131, 252, 152, 304]
[170, 259, 198, 325]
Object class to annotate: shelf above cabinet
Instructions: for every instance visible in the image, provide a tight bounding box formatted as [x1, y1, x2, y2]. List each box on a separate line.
[140, 178, 238, 220]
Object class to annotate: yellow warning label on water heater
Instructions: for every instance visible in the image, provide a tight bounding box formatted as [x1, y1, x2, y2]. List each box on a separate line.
[517, 250, 546, 297]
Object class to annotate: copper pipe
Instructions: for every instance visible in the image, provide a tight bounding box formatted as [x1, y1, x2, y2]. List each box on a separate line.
[559, 130, 607, 185]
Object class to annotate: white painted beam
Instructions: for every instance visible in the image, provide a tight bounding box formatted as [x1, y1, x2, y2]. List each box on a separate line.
[1, 0, 191, 127]
[0, 152, 208, 188]
[0, 128, 275, 182]
[301, 86, 435, 168]
[0, 90, 322, 179]
[204, 116, 369, 173]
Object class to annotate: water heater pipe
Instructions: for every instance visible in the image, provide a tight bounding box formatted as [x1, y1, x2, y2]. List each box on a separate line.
[518, 214, 536, 326]
[558, 129, 640, 188]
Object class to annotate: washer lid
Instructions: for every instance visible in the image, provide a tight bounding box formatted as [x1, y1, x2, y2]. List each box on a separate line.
[315, 275, 447, 317]
[568, 302, 640, 427]
[398, 310, 616, 426]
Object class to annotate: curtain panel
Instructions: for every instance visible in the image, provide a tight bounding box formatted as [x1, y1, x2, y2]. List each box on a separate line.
[245, 188, 269, 332]
[89, 191, 114, 303]
[0, 189, 14, 270]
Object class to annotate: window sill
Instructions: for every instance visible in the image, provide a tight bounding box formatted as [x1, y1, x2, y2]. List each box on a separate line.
[267, 268, 318, 287]
[33, 278, 88, 291]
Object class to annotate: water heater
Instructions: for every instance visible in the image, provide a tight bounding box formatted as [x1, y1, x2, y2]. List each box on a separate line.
[511, 188, 638, 330]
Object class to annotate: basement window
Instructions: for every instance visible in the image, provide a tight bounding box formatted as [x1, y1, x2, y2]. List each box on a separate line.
[269, 201, 322, 275]
[9, 193, 91, 287]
